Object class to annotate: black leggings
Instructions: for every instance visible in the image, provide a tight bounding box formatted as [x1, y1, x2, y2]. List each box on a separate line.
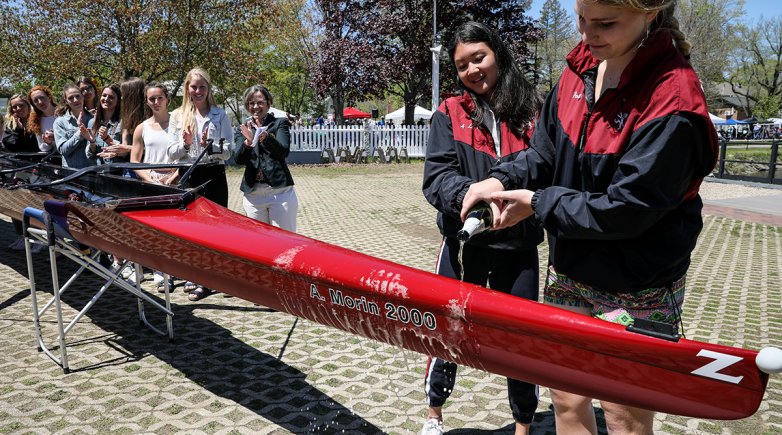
[180, 163, 228, 207]
[423, 237, 540, 424]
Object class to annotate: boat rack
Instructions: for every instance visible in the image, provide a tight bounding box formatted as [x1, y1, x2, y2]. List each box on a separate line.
[22, 204, 174, 374]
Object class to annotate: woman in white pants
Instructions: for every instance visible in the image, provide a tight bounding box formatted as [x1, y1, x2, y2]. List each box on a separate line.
[234, 85, 298, 232]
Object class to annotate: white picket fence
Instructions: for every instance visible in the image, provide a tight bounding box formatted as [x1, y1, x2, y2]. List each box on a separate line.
[290, 125, 429, 159]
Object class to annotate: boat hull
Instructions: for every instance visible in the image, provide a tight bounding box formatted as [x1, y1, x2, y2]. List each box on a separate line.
[48, 196, 768, 420]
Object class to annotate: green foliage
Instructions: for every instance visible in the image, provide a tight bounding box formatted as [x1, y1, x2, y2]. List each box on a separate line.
[534, 0, 578, 92]
[0, 0, 319, 116]
[753, 94, 781, 120]
[725, 15, 782, 118]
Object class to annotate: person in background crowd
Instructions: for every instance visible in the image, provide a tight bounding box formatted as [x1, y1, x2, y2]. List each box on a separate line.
[2, 94, 38, 153]
[86, 83, 122, 165]
[420, 21, 542, 435]
[168, 67, 232, 301]
[77, 76, 99, 115]
[27, 85, 57, 152]
[91, 78, 144, 172]
[235, 84, 298, 232]
[54, 83, 95, 168]
[131, 81, 178, 289]
[462, 0, 718, 433]
[132, 81, 177, 185]
[2, 94, 44, 252]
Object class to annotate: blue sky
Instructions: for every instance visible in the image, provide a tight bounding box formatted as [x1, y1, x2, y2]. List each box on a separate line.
[527, 0, 780, 22]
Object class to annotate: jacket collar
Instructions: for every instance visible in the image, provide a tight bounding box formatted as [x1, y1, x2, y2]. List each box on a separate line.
[452, 91, 478, 115]
[565, 30, 677, 88]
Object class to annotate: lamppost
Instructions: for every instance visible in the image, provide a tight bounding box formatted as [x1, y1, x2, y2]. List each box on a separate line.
[431, 0, 441, 112]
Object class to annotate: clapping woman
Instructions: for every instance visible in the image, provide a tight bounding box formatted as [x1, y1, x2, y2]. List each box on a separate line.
[86, 83, 122, 165]
[77, 76, 99, 115]
[168, 67, 232, 301]
[131, 81, 177, 185]
[2, 94, 42, 252]
[27, 86, 57, 152]
[235, 85, 298, 232]
[53, 83, 95, 168]
[2, 94, 38, 153]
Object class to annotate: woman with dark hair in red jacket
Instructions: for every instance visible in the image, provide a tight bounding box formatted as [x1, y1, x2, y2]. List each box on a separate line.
[464, 0, 718, 433]
[420, 21, 543, 435]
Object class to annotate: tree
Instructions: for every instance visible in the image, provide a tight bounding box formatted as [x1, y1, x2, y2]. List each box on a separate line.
[727, 16, 782, 118]
[212, 0, 318, 121]
[310, 0, 389, 125]
[0, 0, 273, 100]
[263, 0, 321, 117]
[456, 0, 541, 62]
[675, 0, 745, 102]
[535, 0, 578, 92]
[360, 0, 448, 125]
[437, 0, 543, 97]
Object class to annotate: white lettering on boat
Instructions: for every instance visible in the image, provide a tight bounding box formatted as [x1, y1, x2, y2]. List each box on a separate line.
[308, 283, 437, 330]
[310, 284, 325, 301]
[691, 350, 744, 384]
[329, 288, 381, 316]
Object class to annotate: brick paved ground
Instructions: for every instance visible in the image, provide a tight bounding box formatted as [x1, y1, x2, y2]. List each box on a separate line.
[0, 163, 779, 434]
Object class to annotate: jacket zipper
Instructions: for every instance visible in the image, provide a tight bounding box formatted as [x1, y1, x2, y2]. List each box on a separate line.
[578, 88, 615, 151]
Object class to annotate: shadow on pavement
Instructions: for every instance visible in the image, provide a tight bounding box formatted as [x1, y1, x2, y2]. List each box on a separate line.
[0, 224, 383, 434]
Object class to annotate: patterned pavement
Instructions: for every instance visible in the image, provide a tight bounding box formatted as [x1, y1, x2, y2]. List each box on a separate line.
[0, 163, 779, 434]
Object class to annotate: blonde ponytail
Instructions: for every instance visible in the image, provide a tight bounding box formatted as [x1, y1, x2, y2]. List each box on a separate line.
[655, 4, 691, 60]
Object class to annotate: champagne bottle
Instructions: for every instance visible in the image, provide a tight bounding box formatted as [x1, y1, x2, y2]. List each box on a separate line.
[457, 202, 493, 241]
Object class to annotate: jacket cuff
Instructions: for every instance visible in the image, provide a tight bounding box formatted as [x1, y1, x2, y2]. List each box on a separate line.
[488, 171, 512, 190]
[531, 189, 543, 213]
[455, 184, 470, 211]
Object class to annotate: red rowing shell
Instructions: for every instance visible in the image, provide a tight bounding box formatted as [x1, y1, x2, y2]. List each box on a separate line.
[59, 196, 768, 420]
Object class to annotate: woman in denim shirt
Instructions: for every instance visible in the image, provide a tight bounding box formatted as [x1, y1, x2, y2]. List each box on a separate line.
[53, 83, 95, 168]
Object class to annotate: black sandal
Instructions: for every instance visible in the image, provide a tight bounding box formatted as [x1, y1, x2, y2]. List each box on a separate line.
[184, 281, 198, 293]
[188, 286, 212, 301]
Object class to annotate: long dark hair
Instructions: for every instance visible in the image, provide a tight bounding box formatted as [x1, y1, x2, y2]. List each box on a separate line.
[448, 21, 539, 135]
[92, 83, 122, 135]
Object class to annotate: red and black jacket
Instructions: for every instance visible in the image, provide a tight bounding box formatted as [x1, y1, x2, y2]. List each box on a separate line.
[423, 93, 543, 251]
[491, 31, 718, 293]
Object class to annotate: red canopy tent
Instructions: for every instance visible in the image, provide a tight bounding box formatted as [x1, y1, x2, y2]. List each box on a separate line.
[343, 107, 371, 119]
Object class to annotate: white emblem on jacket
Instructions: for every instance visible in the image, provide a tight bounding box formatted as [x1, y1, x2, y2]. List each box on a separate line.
[614, 111, 629, 132]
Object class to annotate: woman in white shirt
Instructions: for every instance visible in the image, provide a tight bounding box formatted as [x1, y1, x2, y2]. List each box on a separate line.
[131, 81, 177, 184]
[27, 85, 57, 152]
[167, 67, 232, 301]
[167, 67, 232, 205]
[130, 81, 178, 289]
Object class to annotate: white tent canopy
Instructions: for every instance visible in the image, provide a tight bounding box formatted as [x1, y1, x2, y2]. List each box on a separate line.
[709, 113, 725, 123]
[384, 105, 433, 121]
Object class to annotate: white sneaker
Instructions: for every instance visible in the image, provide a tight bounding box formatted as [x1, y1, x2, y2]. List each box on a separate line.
[153, 271, 165, 286]
[8, 237, 24, 251]
[110, 261, 122, 274]
[420, 418, 444, 435]
[121, 265, 135, 280]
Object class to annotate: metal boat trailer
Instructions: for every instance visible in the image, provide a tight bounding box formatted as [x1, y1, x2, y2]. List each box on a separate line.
[21, 200, 174, 373]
